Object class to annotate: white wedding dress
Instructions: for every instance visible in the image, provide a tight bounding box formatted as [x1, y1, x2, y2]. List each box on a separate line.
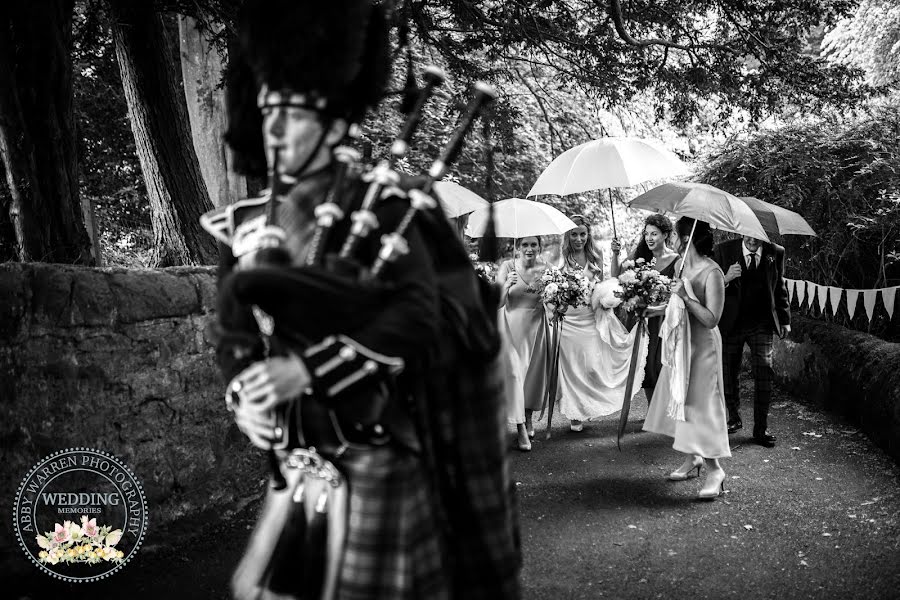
[557, 273, 648, 421]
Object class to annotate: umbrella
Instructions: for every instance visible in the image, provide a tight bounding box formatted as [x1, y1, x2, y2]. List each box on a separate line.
[738, 197, 816, 237]
[465, 198, 577, 239]
[629, 182, 771, 243]
[433, 181, 489, 218]
[526, 137, 688, 237]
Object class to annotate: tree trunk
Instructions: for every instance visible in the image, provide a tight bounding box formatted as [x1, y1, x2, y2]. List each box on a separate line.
[0, 0, 93, 264]
[108, 0, 217, 267]
[178, 16, 247, 208]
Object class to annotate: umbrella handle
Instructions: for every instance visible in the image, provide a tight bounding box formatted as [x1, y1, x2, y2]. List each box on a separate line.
[676, 219, 698, 279]
[607, 189, 618, 240]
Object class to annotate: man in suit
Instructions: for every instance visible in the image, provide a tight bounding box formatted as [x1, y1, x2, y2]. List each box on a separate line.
[714, 235, 791, 447]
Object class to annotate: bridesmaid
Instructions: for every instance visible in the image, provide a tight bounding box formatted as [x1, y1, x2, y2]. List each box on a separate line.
[497, 236, 549, 451]
[643, 218, 730, 499]
[556, 215, 621, 431]
[611, 214, 679, 404]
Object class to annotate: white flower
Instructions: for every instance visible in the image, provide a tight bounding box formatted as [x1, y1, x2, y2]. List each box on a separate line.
[618, 271, 637, 285]
[593, 278, 623, 309]
[545, 283, 559, 296]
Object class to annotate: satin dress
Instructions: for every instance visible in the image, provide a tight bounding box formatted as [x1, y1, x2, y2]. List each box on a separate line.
[557, 264, 625, 421]
[499, 261, 549, 424]
[643, 258, 678, 394]
[644, 262, 731, 459]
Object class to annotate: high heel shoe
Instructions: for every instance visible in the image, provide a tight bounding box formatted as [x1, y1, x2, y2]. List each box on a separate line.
[698, 468, 727, 499]
[516, 425, 532, 451]
[517, 439, 532, 452]
[667, 456, 703, 481]
[569, 420, 584, 432]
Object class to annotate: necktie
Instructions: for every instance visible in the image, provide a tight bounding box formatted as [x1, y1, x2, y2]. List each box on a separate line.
[748, 253, 756, 270]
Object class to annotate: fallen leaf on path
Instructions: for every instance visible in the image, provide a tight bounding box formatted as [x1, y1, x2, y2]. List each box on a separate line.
[802, 432, 823, 438]
[613, 542, 624, 546]
[822, 533, 832, 537]
[791, 447, 801, 451]
[743, 524, 753, 531]
[860, 498, 881, 506]
[800, 560, 809, 567]
[628, 524, 637, 529]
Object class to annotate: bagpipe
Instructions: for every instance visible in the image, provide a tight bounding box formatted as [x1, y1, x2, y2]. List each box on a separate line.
[202, 67, 498, 600]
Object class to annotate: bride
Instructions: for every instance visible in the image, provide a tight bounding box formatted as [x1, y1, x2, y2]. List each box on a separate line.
[556, 215, 625, 429]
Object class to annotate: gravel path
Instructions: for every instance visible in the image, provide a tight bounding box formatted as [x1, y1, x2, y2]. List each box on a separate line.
[5, 378, 899, 599]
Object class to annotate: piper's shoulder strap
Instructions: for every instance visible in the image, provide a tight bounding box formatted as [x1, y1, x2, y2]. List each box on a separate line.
[200, 195, 270, 248]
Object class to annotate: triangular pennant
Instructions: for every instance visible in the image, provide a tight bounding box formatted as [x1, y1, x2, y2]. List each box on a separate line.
[807, 283, 819, 310]
[828, 287, 842, 315]
[847, 290, 860, 320]
[883, 287, 897, 320]
[796, 281, 806, 307]
[816, 284, 828, 313]
[862, 290, 878, 322]
[786, 279, 796, 304]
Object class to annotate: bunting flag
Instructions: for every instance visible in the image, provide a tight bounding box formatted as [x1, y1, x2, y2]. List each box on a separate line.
[828, 287, 842, 315]
[883, 287, 897, 320]
[784, 278, 794, 303]
[808, 282, 819, 310]
[847, 290, 860, 320]
[862, 290, 878, 322]
[816, 284, 828, 314]
[796, 280, 806, 307]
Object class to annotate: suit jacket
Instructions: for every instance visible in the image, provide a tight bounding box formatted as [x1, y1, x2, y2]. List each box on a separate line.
[713, 238, 790, 335]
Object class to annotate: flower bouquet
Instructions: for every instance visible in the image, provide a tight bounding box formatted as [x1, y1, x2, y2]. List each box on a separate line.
[526, 267, 591, 324]
[615, 257, 673, 315]
[526, 267, 591, 437]
[469, 253, 498, 284]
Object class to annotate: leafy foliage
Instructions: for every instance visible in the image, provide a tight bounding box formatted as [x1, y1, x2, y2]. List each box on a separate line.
[823, 0, 900, 86]
[407, 0, 873, 127]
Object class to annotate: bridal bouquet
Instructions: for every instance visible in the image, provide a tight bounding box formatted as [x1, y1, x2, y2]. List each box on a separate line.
[469, 253, 498, 283]
[527, 267, 591, 324]
[615, 257, 673, 314]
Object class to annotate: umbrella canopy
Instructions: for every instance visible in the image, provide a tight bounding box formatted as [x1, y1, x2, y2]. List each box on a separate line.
[526, 137, 688, 197]
[433, 181, 489, 218]
[465, 198, 577, 239]
[629, 182, 771, 243]
[739, 196, 816, 237]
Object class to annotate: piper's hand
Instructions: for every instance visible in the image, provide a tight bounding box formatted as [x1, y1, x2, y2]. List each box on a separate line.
[724, 262, 742, 284]
[228, 354, 311, 449]
[611, 238, 621, 255]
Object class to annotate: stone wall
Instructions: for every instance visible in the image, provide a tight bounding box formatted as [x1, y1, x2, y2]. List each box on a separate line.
[774, 315, 900, 462]
[0, 263, 265, 554]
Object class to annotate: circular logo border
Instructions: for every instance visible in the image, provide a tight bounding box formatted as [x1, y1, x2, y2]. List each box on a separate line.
[12, 447, 149, 583]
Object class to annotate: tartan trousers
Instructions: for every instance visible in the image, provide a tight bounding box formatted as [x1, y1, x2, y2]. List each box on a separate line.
[722, 327, 775, 434]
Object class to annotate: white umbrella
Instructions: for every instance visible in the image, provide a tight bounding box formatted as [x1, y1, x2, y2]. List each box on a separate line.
[526, 137, 688, 237]
[528, 137, 688, 195]
[433, 181, 489, 218]
[629, 182, 771, 243]
[465, 198, 577, 239]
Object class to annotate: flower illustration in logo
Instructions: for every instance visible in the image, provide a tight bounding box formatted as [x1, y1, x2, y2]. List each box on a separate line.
[36, 516, 125, 566]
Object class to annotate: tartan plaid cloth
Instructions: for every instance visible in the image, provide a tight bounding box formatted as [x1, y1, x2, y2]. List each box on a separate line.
[336, 446, 449, 600]
[415, 269, 522, 600]
[722, 328, 775, 433]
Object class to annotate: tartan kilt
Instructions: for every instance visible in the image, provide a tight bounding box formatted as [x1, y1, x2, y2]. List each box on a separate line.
[336, 445, 449, 600]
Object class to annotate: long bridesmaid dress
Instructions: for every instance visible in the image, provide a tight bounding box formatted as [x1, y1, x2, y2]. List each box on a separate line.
[499, 261, 549, 424]
[643, 262, 731, 459]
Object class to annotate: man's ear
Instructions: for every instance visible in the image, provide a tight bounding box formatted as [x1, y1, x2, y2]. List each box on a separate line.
[325, 119, 350, 145]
